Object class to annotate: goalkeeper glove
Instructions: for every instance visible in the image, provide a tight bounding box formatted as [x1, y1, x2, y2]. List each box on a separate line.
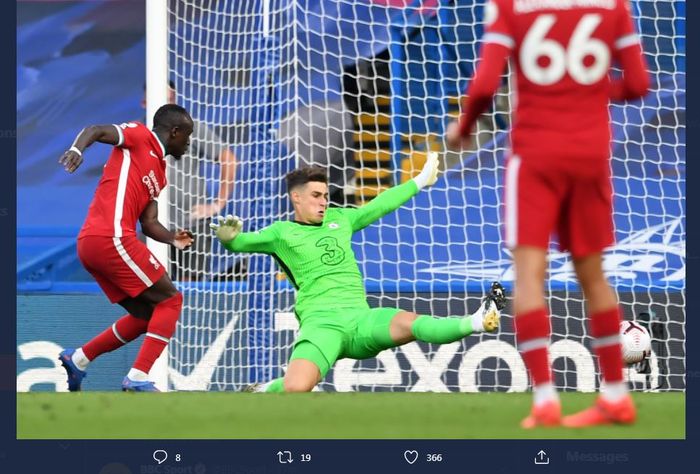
[210, 215, 243, 244]
[412, 151, 440, 190]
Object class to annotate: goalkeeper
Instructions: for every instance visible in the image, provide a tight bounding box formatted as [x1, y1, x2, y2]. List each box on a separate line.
[211, 154, 506, 392]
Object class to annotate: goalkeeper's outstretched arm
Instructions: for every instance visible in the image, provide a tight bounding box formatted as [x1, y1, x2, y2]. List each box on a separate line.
[347, 152, 440, 232]
[210, 215, 278, 254]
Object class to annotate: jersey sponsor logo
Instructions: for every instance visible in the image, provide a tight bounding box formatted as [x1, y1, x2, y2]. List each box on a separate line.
[316, 236, 346, 266]
[142, 170, 162, 199]
[148, 170, 161, 194]
[149, 254, 160, 270]
[142, 175, 155, 199]
[419, 218, 685, 287]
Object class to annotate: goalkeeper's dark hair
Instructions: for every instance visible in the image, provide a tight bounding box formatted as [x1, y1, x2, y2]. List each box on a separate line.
[285, 166, 328, 192]
[152, 104, 192, 130]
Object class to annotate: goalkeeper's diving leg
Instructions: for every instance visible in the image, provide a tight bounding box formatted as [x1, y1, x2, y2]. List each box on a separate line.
[245, 343, 328, 393]
[391, 281, 505, 345]
[244, 282, 507, 393]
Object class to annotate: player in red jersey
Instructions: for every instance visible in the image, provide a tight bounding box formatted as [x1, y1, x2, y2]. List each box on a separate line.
[57, 104, 195, 392]
[447, 0, 649, 427]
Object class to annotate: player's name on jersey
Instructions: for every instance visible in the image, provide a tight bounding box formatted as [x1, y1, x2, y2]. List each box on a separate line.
[514, 0, 615, 14]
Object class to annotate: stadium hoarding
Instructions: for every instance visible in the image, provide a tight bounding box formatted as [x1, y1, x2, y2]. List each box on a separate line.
[17, 290, 683, 392]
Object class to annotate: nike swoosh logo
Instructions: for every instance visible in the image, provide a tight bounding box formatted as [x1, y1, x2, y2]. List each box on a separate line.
[168, 313, 239, 390]
[149, 150, 158, 158]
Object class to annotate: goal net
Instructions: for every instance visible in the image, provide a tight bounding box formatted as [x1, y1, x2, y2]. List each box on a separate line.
[165, 0, 685, 392]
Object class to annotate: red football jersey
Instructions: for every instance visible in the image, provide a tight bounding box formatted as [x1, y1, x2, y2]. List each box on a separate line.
[460, 0, 647, 162]
[79, 122, 168, 238]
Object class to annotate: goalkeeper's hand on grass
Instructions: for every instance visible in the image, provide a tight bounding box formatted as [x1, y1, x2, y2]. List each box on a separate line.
[210, 215, 243, 244]
[412, 151, 440, 190]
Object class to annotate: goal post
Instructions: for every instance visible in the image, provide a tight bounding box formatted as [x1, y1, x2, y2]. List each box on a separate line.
[145, 0, 170, 392]
[161, 0, 685, 393]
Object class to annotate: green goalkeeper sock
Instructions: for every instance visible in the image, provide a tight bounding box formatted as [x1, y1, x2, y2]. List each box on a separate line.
[411, 315, 475, 344]
[263, 377, 285, 393]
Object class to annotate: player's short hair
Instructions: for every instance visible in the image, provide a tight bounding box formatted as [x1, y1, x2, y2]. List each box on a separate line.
[153, 104, 191, 130]
[285, 166, 327, 193]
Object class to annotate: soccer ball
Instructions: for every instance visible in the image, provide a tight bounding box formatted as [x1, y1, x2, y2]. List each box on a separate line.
[620, 320, 652, 364]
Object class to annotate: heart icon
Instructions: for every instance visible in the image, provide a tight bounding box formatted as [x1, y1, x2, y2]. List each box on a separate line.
[404, 450, 418, 465]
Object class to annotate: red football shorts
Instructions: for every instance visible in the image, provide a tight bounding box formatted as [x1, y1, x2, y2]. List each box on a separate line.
[503, 155, 615, 258]
[77, 235, 166, 303]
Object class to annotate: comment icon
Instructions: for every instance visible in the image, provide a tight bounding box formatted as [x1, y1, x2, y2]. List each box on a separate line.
[153, 450, 168, 465]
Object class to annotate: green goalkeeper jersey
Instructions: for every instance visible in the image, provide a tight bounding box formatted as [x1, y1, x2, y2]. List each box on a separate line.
[223, 180, 419, 320]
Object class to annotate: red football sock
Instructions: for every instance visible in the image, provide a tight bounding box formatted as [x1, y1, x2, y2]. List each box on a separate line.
[132, 293, 183, 374]
[515, 308, 553, 387]
[590, 307, 624, 384]
[82, 314, 149, 361]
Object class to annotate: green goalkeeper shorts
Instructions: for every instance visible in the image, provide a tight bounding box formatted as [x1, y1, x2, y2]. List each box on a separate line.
[289, 307, 402, 377]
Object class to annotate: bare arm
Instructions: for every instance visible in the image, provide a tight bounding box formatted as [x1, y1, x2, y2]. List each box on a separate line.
[609, 1, 650, 102]
[446, 42, 510, 150]
[59, 125, 121, 173]
[610, 43, 650, 101]
[140, 200, 194, 249]
[191, 147, 238, 219]
[215, 148, 237, 209]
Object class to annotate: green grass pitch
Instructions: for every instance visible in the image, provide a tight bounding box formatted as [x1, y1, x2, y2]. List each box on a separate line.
[18, 392, 684, 439]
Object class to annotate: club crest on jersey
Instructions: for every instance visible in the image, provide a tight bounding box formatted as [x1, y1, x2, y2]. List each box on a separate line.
[149, 254, 160, 270]
[328, 222, 339, 229]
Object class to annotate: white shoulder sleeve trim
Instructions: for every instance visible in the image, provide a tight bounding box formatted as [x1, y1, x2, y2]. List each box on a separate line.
[113, 124, 124, 147]
[482, 32, 515, 49]
[615, 33, 640, 50]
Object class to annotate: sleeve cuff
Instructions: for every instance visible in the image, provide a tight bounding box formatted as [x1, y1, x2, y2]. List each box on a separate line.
[113, 124, 124, 147]
[410, 175, 426, 191]
[482, 32, 515, 49]
[615, 33, 640, 50]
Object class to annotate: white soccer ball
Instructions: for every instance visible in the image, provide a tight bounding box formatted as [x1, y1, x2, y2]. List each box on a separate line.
[620, 320, 652, 364]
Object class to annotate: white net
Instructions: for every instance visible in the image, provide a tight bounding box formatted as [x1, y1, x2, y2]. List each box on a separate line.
[166, 0, 685, 392]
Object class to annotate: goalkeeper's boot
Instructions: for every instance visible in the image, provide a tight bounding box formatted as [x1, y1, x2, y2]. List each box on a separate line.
[58, 349, 87, 392]
[521, 400, 562, 429]
[481, 308, 500, 333]
[487, 281, 507, 311]
[474, 281, 507, 333]
[121, 377, 160, 392]
[562, 395, 636, 428]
